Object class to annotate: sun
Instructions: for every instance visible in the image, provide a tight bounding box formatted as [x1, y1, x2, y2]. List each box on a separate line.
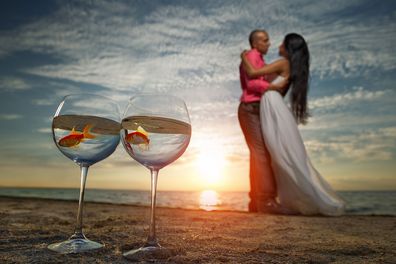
[196, 146, 226, 185]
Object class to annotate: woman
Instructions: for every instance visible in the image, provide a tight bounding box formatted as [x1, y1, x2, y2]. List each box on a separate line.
[241, 33, 345, 216]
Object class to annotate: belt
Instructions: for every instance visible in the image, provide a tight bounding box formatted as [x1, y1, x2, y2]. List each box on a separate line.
[241, 101, 260, 105]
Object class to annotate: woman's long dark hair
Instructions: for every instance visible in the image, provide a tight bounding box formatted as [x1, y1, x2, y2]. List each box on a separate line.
[284, 33, 310, 124]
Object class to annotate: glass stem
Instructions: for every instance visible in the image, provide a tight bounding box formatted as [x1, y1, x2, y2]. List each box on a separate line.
[146, 168, 159, 247]
[72, 165, 89, 239]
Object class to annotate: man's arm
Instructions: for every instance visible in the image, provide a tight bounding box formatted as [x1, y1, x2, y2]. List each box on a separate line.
[267, 78, 290, 96]
[243, 51, 270, 94]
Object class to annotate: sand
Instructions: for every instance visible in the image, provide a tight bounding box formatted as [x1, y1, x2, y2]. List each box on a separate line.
[0, 196, 395, 263]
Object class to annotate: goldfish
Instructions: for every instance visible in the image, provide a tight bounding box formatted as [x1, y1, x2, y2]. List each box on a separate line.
[58, 124, 96, 147]
[125, 126, 150, 147]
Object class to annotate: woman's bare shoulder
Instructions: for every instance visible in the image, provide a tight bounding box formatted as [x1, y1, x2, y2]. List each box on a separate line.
[267, 58, 289, 75]
[271, 58, 289, 66]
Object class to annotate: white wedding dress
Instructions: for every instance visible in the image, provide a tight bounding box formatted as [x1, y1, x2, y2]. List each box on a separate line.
[260, 76, 345, 216]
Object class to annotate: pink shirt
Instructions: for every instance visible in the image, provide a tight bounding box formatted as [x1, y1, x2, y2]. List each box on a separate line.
[239, 49, 270, 103]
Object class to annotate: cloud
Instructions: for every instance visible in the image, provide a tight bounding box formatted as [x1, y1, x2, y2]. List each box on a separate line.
[309, 86, 389, 109]
[288, 0, 364, 16]
[299, 86, 396, 131]
[0, 114, 23, 120]
[32, 99, 54, 106]
[30, 81, 85, 107]
[305, 126, 396, 164]
[37, 128, 52, 133]
[0, 0, 395, 191]
[0, 77, 31, 92]
[0, 136, 58, 166]
[302, 113, 396, 131]
[0, 0, 393, 94]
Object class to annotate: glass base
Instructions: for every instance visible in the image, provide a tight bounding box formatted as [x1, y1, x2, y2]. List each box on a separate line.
[48, 238, 104, 254]
[123, 244, 173, 261]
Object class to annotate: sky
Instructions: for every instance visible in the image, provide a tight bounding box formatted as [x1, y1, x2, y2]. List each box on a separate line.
[0, 0, 395, 192]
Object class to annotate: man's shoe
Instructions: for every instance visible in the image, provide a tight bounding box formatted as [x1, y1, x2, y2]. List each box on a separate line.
[257, 199, 298, 215]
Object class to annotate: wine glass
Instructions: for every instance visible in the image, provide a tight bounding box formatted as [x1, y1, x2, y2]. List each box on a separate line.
[121, 94, 191, 260]
[48, 94, 121, 254]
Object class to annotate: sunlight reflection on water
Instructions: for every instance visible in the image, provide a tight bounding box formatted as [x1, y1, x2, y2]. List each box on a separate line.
[0, 188, 394, 215]
[199, 190, 221, 211]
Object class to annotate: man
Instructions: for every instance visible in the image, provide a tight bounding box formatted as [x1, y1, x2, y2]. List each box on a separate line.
[238, 29, 285, 214]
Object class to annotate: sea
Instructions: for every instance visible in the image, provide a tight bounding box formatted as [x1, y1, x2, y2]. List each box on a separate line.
[0, 188, 395, 216]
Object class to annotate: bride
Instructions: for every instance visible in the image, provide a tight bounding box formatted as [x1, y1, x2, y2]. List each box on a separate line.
[241, 33, 345, 216]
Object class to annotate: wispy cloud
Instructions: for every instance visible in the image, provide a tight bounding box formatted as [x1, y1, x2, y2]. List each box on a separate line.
[0, 77, 31, 92]
[309, 86, 389, 109]
[306, 126, 396, 164]
[0, 0, 395, 190]
[37, 128, 52, 133]
[307, 19, 396, 79]
[0, 114, 23, 120]
[31, 81, 84, 106]
[0, 0, 393, 93]
[303, 113, 396, 131]
[32, 99, 54, 106]
[300, 86, 396, 131]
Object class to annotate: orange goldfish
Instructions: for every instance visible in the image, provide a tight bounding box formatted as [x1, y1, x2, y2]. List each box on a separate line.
[126, 126, 150, 146]
[58, 124, 96, 147]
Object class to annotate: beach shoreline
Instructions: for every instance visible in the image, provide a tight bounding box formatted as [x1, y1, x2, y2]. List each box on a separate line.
[1, 196, 395, 263]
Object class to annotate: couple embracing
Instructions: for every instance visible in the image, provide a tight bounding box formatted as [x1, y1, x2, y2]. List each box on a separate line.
[238, 29, 345, 216]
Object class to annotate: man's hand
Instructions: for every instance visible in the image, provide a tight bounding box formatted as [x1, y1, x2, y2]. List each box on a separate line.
[240, 50, 248, 60]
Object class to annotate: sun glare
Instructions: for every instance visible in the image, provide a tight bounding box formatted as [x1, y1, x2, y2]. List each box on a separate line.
[197, 146, 226, 185]
[199, 190, 221, 211]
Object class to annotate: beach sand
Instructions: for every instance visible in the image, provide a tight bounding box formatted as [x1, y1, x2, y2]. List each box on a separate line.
[0, 196, 395, 263]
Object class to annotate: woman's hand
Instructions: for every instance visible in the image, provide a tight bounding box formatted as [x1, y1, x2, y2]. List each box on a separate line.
[267, 77, 290, 96]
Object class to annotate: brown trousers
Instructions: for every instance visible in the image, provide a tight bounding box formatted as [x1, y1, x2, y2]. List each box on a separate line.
[238, 102, 276, 211]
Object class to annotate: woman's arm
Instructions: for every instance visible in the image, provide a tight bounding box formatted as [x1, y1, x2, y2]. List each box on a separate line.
[241, 51, 285, 78]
